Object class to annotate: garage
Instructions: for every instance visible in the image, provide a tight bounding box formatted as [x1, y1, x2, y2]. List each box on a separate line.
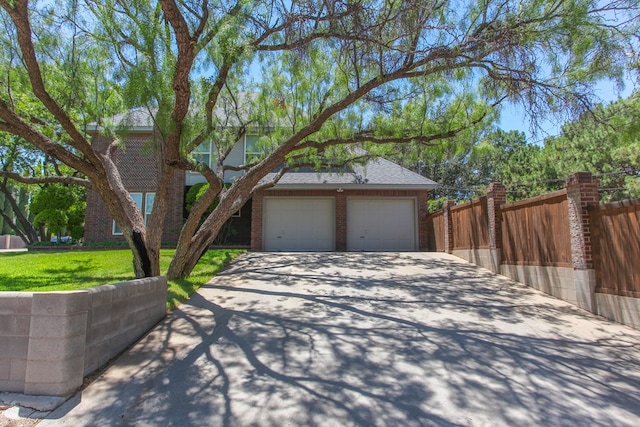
[263, 197, 335, 251]
[347, 198, 417, 251]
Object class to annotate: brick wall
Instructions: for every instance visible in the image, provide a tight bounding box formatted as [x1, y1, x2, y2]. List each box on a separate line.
[336, 193, 347, 251]
[250, 192, 264, 251]
[566, 172, 600, 270]
[84, 133, 184, 244]
[251, 188, 429, 251]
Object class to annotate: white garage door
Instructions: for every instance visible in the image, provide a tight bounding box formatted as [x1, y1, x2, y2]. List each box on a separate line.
[347, 198, 417, 251]
[263, 197, 334, 251]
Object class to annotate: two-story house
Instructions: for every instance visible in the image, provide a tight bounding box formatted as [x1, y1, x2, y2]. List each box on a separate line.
[84, 109, 438, 251]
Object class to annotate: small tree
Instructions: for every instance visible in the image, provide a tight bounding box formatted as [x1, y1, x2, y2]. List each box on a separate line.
[30, 185, 85, 242]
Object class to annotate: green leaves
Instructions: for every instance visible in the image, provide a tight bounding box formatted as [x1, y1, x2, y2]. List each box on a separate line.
[30, 184, 85, 239]
[539, 92, 640, 201]
[30, 185, 76, 214]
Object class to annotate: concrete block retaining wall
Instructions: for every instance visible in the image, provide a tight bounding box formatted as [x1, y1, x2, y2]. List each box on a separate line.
[452, 249, 501, 274]
[84, 277, 168, 375]
[500, 264, 579, 306]
[595, 293, 640, 330]
[498, 264, 598, 313]
[0, 277, 166, 396]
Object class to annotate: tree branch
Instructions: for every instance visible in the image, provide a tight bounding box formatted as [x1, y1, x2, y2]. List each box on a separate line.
[159, 0, 198, 164]
[0, 102, 94, 176]
[0, 171, 93, 188]
[0, 0, 100, 165]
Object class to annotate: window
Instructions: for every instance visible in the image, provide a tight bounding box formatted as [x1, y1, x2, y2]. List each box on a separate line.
[245, 135, 262, 163]
[192, 141, 212, 167]
[145, 193, 155, 225]
[112, 192, 155, 235]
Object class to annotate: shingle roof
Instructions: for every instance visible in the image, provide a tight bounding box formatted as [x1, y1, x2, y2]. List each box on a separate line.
[87, 93, 261, 132]
[263, 157, 438, 190]
[86, 109, 155, 132]
[113, 109, 156, 129]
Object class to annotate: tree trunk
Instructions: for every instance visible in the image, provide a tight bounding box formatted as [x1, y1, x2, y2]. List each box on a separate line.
[0, 193, 8, 234]
[0, 181, 39, 243]
[166, 210, 228, 279]
[166, 145, 295, 279]
[124, 229, 161, 278]
[166, 185, 244, 279]
[0, 210, 28, 243]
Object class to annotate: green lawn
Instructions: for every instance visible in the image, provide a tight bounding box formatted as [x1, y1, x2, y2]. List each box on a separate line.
[0, 249, 244, 310]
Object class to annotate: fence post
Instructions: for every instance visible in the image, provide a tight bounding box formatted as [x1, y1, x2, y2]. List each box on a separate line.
[443, 200, 456, 254]
[565, 172, 600, 312]
[486, 182, 506, 273]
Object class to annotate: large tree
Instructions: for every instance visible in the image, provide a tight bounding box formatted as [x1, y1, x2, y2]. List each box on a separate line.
[540, 91, 640, 201]
[0, 0, 638, 279]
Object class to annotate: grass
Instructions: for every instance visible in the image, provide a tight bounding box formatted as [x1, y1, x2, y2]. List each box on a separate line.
[0, 249, 244, 310]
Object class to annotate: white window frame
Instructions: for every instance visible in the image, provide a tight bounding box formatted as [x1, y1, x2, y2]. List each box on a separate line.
[112, 221, 124, 236]
[192, 140, 212, 167]
[112, 192, 148, 235]
[244, 134, 262, 164]
[187, 141, 216, 178]
[145, 193, 155, 226]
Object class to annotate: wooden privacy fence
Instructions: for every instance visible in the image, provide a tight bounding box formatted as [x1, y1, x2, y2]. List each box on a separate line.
[500, 190, 572, 267]
[451, 197, 489, 250]
[591, 199, 640, 298]
[425, 210, 445, 252]
[423, 172, 640, 329]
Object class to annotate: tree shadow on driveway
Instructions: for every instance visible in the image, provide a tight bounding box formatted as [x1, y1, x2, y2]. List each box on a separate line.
[43, 252, 640, 427]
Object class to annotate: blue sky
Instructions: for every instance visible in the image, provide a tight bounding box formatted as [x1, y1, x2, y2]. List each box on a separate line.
[498, 78, 637, 144]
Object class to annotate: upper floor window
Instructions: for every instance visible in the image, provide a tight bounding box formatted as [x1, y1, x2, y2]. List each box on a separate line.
[188, 134, 264, 181]
[245, 135, 262, 163]
[192, 141, 212, 168]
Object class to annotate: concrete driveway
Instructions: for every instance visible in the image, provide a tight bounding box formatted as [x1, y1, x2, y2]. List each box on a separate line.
[40, 252, 640, 426]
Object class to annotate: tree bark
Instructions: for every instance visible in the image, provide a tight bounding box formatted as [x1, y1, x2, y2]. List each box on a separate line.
[0, 180, 39, 244]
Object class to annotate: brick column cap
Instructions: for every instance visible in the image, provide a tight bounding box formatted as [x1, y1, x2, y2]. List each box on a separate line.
[487, 182, 506, 193]
[565, 171, 596, 187]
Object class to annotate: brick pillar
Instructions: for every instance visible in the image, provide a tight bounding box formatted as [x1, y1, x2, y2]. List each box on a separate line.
[486, 183, 506, 272]
[565, 172, 600, 311]
[335, 192, 347, 251]
[250, 192, 264, 251]
[417, 191, 429, 251]
[443, 200, 456, 254]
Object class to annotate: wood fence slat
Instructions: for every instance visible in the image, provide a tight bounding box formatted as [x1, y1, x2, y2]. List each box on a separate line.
[591, 203, 640, 296]
[500, 193, 572, 266]
[451, 197, 489, 250]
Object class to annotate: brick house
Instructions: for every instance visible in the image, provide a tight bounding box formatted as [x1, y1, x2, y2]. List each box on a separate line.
[84, 110, 438, 250]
